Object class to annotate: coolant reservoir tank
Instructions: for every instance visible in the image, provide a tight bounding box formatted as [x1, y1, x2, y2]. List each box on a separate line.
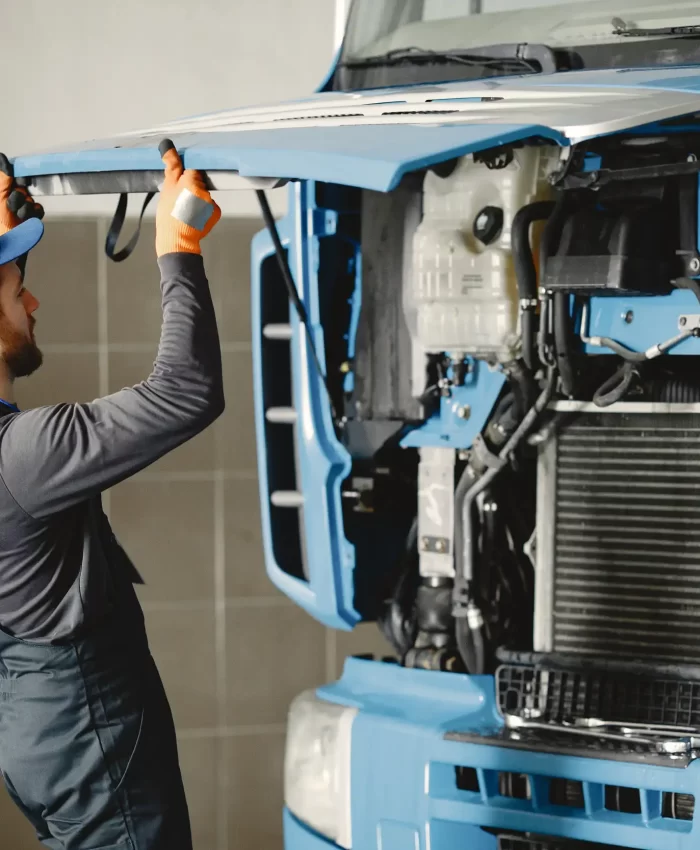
[406, 146, 559, 364]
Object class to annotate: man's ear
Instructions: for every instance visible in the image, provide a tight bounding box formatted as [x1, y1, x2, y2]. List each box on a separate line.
[0, 261, 20, 293]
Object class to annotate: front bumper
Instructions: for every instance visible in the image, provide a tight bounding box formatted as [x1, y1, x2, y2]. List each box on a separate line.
[284, 809, 338, 850]
[298, 657, 700, 850]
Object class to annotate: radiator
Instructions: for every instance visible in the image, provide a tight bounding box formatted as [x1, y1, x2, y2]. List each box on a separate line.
[534, 405, 700, 665]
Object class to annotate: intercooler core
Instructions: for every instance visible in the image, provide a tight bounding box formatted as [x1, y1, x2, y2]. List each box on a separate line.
[534, 404, 700, 666]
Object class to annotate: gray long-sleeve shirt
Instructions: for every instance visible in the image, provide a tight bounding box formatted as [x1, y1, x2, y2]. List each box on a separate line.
[0, 252, 225, 642]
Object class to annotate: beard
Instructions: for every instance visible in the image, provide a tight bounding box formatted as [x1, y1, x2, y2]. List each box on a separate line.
[0, 315, 43, 379]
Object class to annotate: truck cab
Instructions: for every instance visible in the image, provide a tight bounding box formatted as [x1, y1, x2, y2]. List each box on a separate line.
[14, 1, 700, 848]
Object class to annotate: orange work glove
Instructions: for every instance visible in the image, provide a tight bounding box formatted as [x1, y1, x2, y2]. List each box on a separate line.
[0, 154, 44, 236]
[155, 139, 221, 257]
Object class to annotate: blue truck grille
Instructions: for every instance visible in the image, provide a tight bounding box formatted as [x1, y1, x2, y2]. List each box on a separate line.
[456, 766, 694, 822]
[252, 187, 357, 629]
[433, 755, 698, 842]
[498, 836, 640, 849]
[333, 659, 700, 849]
[259, 253, 306, 580]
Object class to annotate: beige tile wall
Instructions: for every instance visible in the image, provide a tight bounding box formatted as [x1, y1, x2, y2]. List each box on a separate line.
[0, 216, 392, 850]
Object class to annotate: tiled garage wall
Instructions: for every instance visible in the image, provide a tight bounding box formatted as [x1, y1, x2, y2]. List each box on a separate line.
[0, 215, 391, 850]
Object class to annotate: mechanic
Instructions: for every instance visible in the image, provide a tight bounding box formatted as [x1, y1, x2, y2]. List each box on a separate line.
[0, 140, 224, 849]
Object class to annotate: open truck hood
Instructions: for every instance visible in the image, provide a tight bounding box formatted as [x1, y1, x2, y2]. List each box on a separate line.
[13, 67, 700, 195]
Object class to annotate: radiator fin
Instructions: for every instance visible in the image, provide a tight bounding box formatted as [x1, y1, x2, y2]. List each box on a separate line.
[552, 413, 700, 664]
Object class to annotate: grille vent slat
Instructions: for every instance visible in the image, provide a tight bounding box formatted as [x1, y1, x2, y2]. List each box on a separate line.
[551, 414, 700, 664]
[498, 834, 641, 849]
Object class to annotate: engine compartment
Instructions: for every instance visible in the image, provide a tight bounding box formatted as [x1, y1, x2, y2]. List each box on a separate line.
[253, 121, 700, 793]
[241, 99, 700, 850]
[315, 127, 700, 734]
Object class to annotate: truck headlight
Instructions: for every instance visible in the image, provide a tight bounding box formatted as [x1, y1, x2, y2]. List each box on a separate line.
[284, 689, 357, 848]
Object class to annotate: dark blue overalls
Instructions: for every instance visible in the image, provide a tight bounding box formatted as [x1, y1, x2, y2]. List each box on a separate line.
[0, 250, 224, 849]
[0, 549, 193, 849]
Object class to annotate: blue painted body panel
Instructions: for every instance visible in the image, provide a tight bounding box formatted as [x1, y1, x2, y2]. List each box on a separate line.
[342, 245, 362, 397]
[309, 659, 700, 850]
[251, 182, 358, 631]
[12, 124, 566, 194]
[585, 290, 700, 356]
[401, 361, 506, 450]
[10, 66, 700, 196]
[284, 810, 339, 850]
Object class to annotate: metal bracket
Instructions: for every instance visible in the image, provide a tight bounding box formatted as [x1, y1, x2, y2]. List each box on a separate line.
[678, 314, 700, 331]
[419, 535, 451, 555]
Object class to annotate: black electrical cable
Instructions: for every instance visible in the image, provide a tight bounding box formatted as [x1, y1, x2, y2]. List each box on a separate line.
[256, 190, 338, 422]
[553, 291, 576, 396]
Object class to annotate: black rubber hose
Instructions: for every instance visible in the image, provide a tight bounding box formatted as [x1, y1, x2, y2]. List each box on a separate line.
[553, 291, 576, 397]
[455, 368, 557, 594]
[506, 360, 537, 418]
[593, 362, 637, 407]
[378, 518, 419, 657]
[536, 193, 569, 366]
[521, 310, 535, 371]
[538, 193, 568, 294]
[453, 370, 557, 674]
[456, 616, 485, 675]
[471, 619, 486, 674]
[511, 201, 556, 370]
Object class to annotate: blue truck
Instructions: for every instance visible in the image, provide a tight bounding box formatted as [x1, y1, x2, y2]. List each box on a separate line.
[15, 0, 700, 847]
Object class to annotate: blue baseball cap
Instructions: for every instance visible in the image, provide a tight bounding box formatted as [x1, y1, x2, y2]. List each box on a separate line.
[0, 218, 44, 266]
